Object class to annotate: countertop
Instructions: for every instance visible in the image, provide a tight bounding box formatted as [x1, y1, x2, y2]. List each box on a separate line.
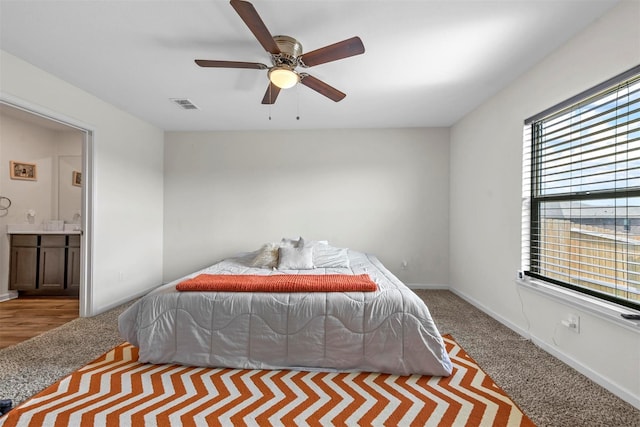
[6, 224, 82, 235]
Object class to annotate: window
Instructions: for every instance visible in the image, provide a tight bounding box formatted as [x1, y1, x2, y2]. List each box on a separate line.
[523, 65, 640, 310]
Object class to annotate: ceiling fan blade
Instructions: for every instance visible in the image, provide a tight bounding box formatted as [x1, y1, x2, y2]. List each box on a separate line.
[261, 82, 281, 104]
[299, 36, 365, 68]
[230, 0, 280, 55]
[300, 74, 346, 102]
[195, 59, 268, 70]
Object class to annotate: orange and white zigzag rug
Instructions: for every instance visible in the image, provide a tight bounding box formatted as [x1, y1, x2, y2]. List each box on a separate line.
[0, 335, 534, 426]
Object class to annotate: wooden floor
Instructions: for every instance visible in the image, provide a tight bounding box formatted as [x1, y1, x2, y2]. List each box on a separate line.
[0, 297, 79, 349]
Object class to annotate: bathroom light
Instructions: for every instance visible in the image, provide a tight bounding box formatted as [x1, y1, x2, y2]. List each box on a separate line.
[268, 67, 300, 89]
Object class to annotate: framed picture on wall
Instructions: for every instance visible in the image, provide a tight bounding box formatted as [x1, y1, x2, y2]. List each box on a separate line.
[10, 161, 37, 181]
[72, 171, 82, 187]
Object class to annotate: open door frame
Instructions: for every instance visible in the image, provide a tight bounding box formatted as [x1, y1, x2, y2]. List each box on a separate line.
[0, 94, 94, 317]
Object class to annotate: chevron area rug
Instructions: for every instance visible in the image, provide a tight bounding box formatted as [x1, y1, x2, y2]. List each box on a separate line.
[0, 335, 534, 426]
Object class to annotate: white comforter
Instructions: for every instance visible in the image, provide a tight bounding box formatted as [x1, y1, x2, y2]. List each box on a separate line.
[118, 250, 453, 376]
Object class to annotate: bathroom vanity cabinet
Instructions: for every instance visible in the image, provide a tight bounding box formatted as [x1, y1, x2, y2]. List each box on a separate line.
[9, 233, 80, 296]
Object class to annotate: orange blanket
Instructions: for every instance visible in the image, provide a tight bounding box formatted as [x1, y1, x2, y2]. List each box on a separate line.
[176, 274, 378, 293]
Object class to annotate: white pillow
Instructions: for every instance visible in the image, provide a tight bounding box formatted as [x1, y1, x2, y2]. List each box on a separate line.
[280, 236, 303, 248]
[313, 244, 350, 268]
[251, 243, 279, 269]
[305, 240, 329, 247]
[278, 245, 314, 270]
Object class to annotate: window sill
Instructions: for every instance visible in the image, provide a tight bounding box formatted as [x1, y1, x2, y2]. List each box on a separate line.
[516, 276, 640, 333]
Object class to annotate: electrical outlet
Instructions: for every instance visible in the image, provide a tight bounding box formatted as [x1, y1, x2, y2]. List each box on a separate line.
[401, 260, 408, 270]
[561, 314, 580, 333]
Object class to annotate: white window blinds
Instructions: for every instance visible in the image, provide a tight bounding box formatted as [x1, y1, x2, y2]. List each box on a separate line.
[524, 65, 640, 309]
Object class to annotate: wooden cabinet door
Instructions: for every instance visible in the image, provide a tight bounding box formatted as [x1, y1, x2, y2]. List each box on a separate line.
[10, 234, 80, 295]
[9, 246, 38, 290]
[38, 247, 65, 290]
[66, 246, 81, 290]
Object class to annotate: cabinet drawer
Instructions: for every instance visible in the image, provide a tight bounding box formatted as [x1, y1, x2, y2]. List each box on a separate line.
[41, 235, 66, 247]
[68, 235, 80, 247]
[11, 235, 38, 247]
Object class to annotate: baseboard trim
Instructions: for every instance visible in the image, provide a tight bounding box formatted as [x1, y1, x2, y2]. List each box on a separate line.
[0, 290, 19, 302]
[448, 288, 529, 337]
[90, 286, 154, 316]
[406, 283, 450, 290]
[449, 287, 640, 410]
[528, 331, 640, 409]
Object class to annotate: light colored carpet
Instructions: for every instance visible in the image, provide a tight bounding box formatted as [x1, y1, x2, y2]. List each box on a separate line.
[0, 301, 131, 406]
[415, 290, 639, 427]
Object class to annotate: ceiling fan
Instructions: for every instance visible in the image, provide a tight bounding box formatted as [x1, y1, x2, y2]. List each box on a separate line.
[195, 0, 365, 104]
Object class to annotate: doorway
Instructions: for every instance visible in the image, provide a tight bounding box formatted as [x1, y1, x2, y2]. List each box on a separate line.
[0, 99, 93, 317]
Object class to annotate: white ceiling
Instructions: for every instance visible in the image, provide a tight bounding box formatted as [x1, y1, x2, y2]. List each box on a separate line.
[0, 0, 619, 131]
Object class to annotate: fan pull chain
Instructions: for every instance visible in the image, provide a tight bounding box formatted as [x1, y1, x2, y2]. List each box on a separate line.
[268, 84, 272, 120]
[296, 84, 300, 120]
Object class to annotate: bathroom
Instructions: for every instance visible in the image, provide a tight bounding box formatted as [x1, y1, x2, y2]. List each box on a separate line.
[0, 103, 83, 300]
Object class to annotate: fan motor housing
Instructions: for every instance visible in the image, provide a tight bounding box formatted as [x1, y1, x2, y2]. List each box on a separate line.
[272, 35, 302, 67]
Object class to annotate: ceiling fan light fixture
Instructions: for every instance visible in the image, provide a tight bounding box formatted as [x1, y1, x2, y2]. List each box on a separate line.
[268, 67, 300, 89]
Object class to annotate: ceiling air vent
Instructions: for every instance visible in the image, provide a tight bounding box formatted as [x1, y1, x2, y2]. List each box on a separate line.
[170, 98, 199, 110]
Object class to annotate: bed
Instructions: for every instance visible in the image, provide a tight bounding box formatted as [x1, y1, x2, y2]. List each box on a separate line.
[118, 239, 453, 377]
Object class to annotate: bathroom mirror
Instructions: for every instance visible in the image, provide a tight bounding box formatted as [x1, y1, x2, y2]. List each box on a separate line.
[57, 155, 82, 223]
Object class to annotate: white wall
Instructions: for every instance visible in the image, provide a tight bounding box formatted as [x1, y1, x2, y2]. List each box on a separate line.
[0, 50, 165, 315]
[57, 154, 82, 223]
[0, 114, 58, 223]
[449, 1, 640, 408]
[164, 128, 449, 284]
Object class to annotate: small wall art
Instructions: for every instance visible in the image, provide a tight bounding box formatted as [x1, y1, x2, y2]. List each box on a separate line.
[72, 171, 82, 187]
[10, 161, 37, 181]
